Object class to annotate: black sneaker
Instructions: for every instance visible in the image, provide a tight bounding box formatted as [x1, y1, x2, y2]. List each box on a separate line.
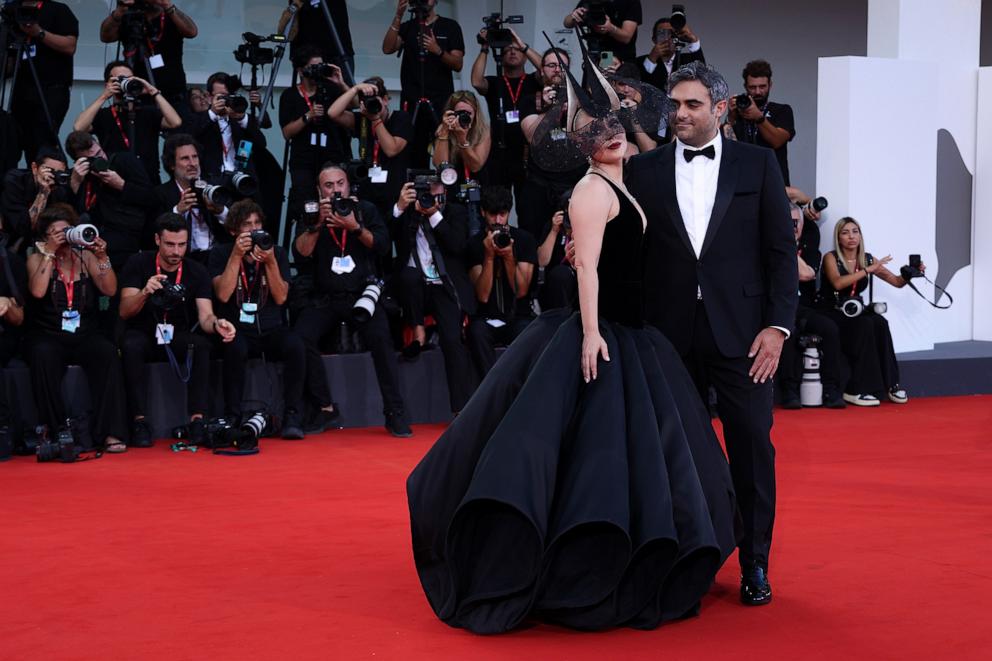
[822, 391, 847, 409]
[780, 388, 802, 409]
[282, 409, 305, 440]
[305, 405, 343, 434]
[385, 410, 413, 438]
[130, 418, 154, 448]
[187, 418, 206, 446]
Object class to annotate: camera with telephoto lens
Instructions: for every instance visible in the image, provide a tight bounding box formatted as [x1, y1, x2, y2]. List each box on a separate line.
[115, 75, 145, 99]
[353, 278, 384, 323]
[838, 296, 887, 319]
[87, 157, 111, 174]
[151, 282, 186, 310]
[580, 0, 611, 27]
[900, 254, 924, 281]
[224, 412, 268, 452]
[250, 229, 273, 251]
[359, 93, 382, 116]
[193, 179, 234, 208]
[36, 428, 80, 464]
[479, 12, 524, 50]
[735, 93, 752, 110]
[803, 196, 829, 214]
[670, 4, 688, 31]
[453, 109, 473, 129]
[492, 225, 512, 250]
[65, 224, 100, 247]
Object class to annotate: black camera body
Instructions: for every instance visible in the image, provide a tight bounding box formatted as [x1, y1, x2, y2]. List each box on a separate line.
[115, 75, 145, 99]
[151, 281, 186, 310]
[332, 193, 357, 217]
[454, 109, 473, 129]
[234, 32, 283, 67]
[2, 0, 41, 26]
[36, 428, 80, 464]
[359, 93, 383, 116]
[222, 94, 249, 114]
[250, 229, 273, 251]
[408, 0, 431, 18]
[900, 254, 923, 281]
[480, 12, 524, 50]
[53, 171, 71, 187]
[409, 170, 442, 209]
[492, 225, 512, 249]
[735, 93, 752, 110]
[302, 62, 336, 81]
[87, 157, 111, 174]
[581, 0, 611, 27]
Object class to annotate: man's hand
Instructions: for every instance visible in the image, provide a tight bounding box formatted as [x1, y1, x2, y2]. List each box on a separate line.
[569, 7, 587, 25]
[550, 210, 564, 233]
[420, 29, 442, 56]
[495, 238, 514, 260]
[0, 296, 12, 318]
[327, 201, 361, 231]
[132, 76, 157, 96]
[248, 89, 262, 108]
[738, 98, 765, 122]
[70, 158, 91, 192]
[397, 182, 417, 212]
[324, 63, 345, 88]
[205, 198, 224, 216]
[307, 103, 326, 123]
[395, 0, 408, 16]
[177, 188, 198, 214]
[96, 169, 126, 191]
[103, 78, 122, 100]
[509, 27, 526, 51]
[233, 231, 253, 259]
[142, 273, 168, 296]
[35, 167, 56, 194]
[210, 94, 228, 117]
[215, 318, 237, 342]
[677, 24, 699, 43]
[592, 15, 616, 36]
[648, 40, 673, 63]
[482, 230, 496, 257]
[251, 245, 275, 264]
[748, 328, 786, 384]
[18, 20, 42, 38]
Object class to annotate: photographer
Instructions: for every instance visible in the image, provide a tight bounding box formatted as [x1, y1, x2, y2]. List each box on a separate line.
[278, 0, 355, 75]
[382, 0, 465, 168]
[466, 186, 536, 379]
[280, 47, 352, 227]
[73, 60, 182, 184]
[293, 163, 411, 437]
[564, 0, 642, 63]
[392, 175, 475, 413]
[119, 213, 236, 447]
[636, 15, 704, 134]
[209, 200, 306, 439]
[328, 77, 413, 229]
[7, 0, 78, 163]
[100, 1, 198, 111]
[731, 60, 796, 185]
[24, 204, 127, 452]
[1, 147, 72, 250]
[818, 217, 917, 407]
[65, 131, 155, 269]
[777, 203, 846, 409]
[432, 91, 491, 188]
[536, 195, 578, 312]
[152, 133, 230, 265]
[0, 230, 26, 446]
[471, 27, 542, 204]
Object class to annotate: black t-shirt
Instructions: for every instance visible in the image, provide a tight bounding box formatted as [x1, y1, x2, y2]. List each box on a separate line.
[303, 200, 389, 296]
[482, 73, 542, 175]
[290, 0, 354, 60]
[797, 221, 821, 309]
[208, 244, 291, 335]
[574, 0, 642, 63]
[733, 101, 795, 185]
[0, 249, 27, 337]
[92, 103, 163, 183]
[1, 169, 72, 246]
[398, 16, 465, 104]
[467, 226, 538, 320]
[12, 1, 78, 89]
[279, 85, 352, 172]
[519, 94, 588, 187]
[351, 109, 414, 207]
[120, 252, 212, 334]
[124, 11, 187, 99]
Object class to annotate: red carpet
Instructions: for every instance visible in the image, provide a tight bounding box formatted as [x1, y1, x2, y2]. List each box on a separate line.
[3, 395, 991, 660]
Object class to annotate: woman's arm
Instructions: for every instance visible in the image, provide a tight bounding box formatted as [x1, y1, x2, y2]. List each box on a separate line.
[27, 252, 54, 299]
[822, 253, 866, 292]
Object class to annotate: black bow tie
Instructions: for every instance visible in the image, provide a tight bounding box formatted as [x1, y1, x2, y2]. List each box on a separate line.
[683, 145, 716, 162]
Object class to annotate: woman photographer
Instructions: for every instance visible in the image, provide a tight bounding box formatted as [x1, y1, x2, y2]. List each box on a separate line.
[818, 217, 917, 406]
[25, 204, 128, 452]
[432, 91, 492, 188]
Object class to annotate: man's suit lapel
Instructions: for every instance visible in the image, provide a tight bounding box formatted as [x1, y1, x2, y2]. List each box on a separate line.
[656, 145, 695, 257]
[700, 137, 740, 257]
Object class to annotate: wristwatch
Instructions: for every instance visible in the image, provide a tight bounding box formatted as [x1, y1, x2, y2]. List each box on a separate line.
[36, 30, 46, 42]
[350, 220, 365, 235]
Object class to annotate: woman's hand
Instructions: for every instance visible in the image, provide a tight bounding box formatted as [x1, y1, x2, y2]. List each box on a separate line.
[866, 254, 892, 274]
[88, 237, 110, 262]
[581, 331, 610, 383]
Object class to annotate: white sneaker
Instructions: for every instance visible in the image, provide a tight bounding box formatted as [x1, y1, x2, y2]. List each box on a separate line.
[888, 386, 908, 404]
[843, 393, 881, 407]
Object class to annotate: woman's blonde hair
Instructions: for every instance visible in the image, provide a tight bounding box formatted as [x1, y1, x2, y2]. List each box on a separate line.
[832, 216, 868, 271]
[439, 91, 488, 167]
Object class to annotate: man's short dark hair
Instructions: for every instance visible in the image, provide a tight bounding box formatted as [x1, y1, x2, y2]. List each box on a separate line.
[155, 212, 188, 236]
[206, 72, 236, 95]
[669, 61, 730, 104]
[103, 59, 130, 82]
[293, 45, 321, 70]
[652, 17, 671, 34]
[64, 131, 97, 159]
[318, 161, 348, 183]
[33, 146, 66, 167]
[481, 186, 513, 214]
[226, 199, 264, 233]
[162, 133, 201, 174]
[743, 59, 773, 81]
[542, 47, 570, 66]
[362, 76, 388, 98]
[35, 203, 78, 240]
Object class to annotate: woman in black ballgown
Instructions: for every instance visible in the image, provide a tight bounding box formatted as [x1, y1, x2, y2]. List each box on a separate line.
[406, 39, 737, 634]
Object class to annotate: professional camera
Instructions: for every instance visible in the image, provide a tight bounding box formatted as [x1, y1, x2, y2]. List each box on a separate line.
[233, 32, 284, 67]
[225, 411, 268, 452]
[65, 224, 99, 247]
[580, 0, 611, 27]
[192, 179, 233, 208]
[492, 225, 512, 249]
[454, 109, 473, 129]
[115, 75, 145, 98]
[1, 0, 41, 25]
[838, 296, 887, 319]
[358, 93, 382, 116]
[250, 229, 273, 251]
[221, 94, 250, 114]
[353, 278, 384, 323]
[802, 196, 829, 214]
[302, 62, 337, 80]
[409, 170, 441, 208]
[436, 162, 458, 186]
[87, 157, 111, 174]
[457, 180, 482, 205]
[735, 93, 752, 110]
[226, 170, 257, 197]
[331, 193, 357, 217]
[670, 4, 688, 31]
[479, 12, 524, 50]
[53, 171, 71, 187]
[150, 282, 186, 310]
[900, 254, 924, 281]
[36, 428, 80, 464]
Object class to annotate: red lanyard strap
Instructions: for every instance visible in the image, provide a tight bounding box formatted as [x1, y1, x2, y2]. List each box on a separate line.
[54, 256, 77, 311]
[327, 226, 348, 254]
[110, 106, 131, 149]
[84, 181, 98, 211]
[298, 85, 314, 113]
[155, 253, 182, 284]
[502, 75, 526, 107]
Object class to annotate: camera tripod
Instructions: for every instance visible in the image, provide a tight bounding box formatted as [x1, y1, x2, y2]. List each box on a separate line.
[406, 5, 440, 130]
[0, 20, 64, 161]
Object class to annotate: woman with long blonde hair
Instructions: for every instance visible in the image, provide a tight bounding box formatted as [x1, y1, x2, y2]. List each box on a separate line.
[432, 90, 492, 184]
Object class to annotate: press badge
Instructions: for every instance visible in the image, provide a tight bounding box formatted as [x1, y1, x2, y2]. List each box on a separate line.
[369, 166, 388, 184]
[22, 44, 36, 60]
[155, 323, 175, 345]
[504, 110, 520, 124]
[61, 310, 80, 334]
[332, 255, 356, 274]
[240, 302, 257, 324]
[149, 54, 165, 70]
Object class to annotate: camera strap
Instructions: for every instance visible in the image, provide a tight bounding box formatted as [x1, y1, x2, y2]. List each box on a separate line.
[904, 275, 954, 310]
[53, 257, 76, 312]
[155, 253, 183, 324]
[109, 106, 131, 149]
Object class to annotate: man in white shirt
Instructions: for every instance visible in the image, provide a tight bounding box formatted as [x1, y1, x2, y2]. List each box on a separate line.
[635, 16, 705, 140]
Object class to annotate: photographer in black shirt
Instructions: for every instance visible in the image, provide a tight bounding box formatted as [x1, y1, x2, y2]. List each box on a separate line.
[65, 131, 155, 269]
[294, 163, 411, 437]
[119, 213, 237, 447]
[100, 1, 199, 112]
[73, 60, 182, 185]
[0, 231, 27, 447]
[7, 0, 78, 162]
[731, 59, 796, 185]
[392, 175, 475, 413]
[466, 186, 536, 379]
[1, 147, 72, 251]
[564, 0, 642, 63]
[210, 200, 307, 439]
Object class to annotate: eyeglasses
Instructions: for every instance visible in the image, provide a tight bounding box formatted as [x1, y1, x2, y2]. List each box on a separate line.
[543, 62, 563, 70]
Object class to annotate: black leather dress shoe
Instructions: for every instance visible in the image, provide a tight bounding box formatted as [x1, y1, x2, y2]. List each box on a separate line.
[740, 566, 772, 606]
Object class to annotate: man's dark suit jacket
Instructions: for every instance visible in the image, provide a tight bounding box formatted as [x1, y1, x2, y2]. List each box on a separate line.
[635, 48, 706, 94]
[393, 201, 476, 316]
[182, 111, 267, 178]
[628, 137, 798, 358]
[152, 179, 230, 246]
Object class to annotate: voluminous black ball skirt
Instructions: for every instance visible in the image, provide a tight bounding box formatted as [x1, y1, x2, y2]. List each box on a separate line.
[407, 309, 738, 634]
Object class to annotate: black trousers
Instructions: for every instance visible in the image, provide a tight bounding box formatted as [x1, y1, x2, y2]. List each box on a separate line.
[779, 307, 846, 396]
[12, 83, 71, 163]
[395, 267, 474, 412]
[121, 328, 213, 419]
[681, 302, 776, 572]
[466, 316, 534, 383]
[25, 330, 128, 443]
[220, 326, 306, 417]
[0, 335, 20, 428]
[822, 308, 900, 396]
[294, 297, 405, 414]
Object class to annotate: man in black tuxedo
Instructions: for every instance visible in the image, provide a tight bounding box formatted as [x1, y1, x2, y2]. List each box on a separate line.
[627, 62, 798, 606]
